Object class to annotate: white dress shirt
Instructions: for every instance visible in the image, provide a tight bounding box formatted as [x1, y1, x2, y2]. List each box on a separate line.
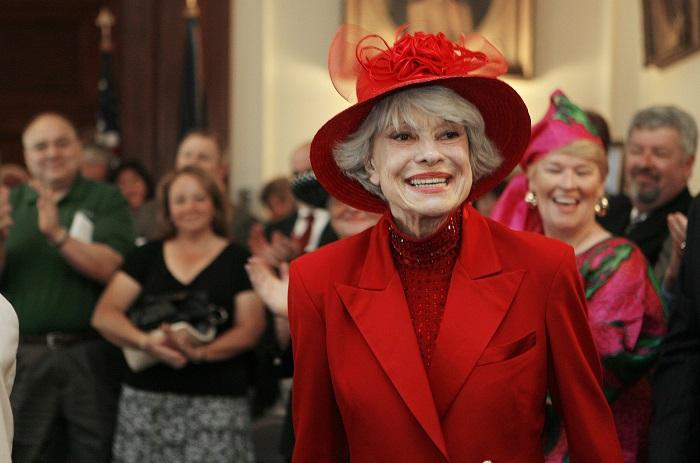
[292, 204, 331, 253]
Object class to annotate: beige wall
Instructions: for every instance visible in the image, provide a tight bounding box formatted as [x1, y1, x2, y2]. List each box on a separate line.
[231, 0, 347, 207]
[507, 0, 612, 127]
[231, 0, 700, 206]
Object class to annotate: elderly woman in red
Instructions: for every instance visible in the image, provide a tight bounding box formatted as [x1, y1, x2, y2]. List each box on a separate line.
[288, 26, 624, 462]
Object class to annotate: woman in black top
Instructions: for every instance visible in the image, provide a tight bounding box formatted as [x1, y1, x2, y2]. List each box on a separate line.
[92, 165, 265, 463]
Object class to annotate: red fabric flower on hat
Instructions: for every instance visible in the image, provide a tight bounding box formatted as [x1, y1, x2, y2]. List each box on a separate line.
[329, 25, 508, 103]
[358, 29, 491, 83]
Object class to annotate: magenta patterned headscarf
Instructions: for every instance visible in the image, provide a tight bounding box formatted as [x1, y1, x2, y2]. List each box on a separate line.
[490, 89, 603, 232]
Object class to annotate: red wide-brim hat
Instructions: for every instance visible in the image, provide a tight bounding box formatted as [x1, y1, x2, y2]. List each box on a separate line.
[310, 26, 532, 213]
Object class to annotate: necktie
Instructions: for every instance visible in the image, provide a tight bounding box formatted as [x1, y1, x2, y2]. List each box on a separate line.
[296, 212, 315, 251]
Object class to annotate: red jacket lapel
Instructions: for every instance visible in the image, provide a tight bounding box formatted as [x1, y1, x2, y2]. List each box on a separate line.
[334, 206, 527, 458]
[336, 217, 449, 460]
[429, 206, 525, 417]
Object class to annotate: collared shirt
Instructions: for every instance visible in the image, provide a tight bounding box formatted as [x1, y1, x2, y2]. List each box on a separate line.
[292, 203, 330, 253]
[629, 207, 649, 226]
[1, 176, 135, 333]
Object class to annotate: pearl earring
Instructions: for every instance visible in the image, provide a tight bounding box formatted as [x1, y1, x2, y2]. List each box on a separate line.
[594, 196, 609, 217]
[524, 190, 537, 208]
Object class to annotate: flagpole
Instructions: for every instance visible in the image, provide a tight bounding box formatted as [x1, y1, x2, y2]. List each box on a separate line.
[96, 7, 115, 52]
[95, 7, 120, 149]
[179, 0, 207, 138]
[184, 0, 200, 18]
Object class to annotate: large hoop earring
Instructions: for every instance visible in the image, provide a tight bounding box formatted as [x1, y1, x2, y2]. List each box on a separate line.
[594, 196, 609, 217]
[524, 190, 537, 208]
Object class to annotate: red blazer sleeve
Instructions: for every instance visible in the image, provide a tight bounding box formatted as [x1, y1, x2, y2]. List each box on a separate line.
[545, 248, 624, 462]
[288, 262, 349, 462]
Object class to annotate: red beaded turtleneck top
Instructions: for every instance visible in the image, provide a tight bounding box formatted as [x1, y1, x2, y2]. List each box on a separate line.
[388, 209, 461, 369]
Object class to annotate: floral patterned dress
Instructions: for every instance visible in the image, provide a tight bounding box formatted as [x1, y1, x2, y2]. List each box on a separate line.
[544, 237, 667, 463]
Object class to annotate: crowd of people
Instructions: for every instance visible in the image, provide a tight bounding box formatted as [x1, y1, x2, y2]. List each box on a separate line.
[0, 26, 699, 463]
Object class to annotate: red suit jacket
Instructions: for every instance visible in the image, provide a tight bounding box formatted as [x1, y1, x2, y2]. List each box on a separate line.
[289, 204, 623, 462]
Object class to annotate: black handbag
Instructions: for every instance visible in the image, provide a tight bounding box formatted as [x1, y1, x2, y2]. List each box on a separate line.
[127, 290, 228, 333]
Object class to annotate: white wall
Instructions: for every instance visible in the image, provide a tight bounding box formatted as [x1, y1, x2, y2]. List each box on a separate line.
[231, 0, 700, 206]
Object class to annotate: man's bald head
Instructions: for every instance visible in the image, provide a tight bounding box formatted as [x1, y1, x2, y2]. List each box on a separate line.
[176, 131, 226, 184]
[22, 112, 78, 149]
[290, 142, 312, 175]
[22, 112, 82, 191]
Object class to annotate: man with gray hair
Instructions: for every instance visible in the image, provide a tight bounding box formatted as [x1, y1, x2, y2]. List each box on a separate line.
[599, 105, 696, 278]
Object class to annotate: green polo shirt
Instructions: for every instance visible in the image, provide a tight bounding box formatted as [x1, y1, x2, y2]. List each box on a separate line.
[1, 176, 135, 334]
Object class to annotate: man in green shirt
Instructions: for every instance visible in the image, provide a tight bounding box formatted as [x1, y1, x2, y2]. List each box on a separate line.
[0, 112, 134, 463]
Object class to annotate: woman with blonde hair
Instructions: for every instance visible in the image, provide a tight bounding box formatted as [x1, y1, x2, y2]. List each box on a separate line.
[492, 90, 666, 462]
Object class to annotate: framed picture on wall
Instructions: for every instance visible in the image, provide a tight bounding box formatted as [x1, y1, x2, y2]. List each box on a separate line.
[344, 0, 535, 77]
[643, 0, 700, 67]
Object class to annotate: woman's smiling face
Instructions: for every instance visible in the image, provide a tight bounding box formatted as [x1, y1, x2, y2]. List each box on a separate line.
[528, 151, 604, 236]
[367, 108, 472, 237]
[168, 173, 216, 235]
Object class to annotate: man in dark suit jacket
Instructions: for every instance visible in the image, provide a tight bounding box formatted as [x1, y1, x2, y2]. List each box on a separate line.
[261, 143, 338, 259]
[650, 195, 700, 461]
[598, 105, 696, 279]
[248, 142, 338, 462]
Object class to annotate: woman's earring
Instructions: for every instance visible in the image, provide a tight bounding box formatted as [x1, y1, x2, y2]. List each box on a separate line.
[594, 196, 609, 217]
[524, 190, 537, 208]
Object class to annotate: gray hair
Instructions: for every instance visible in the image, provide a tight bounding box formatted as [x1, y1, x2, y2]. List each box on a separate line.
[628, 105, 698, 159]
[333, 85, 502, 200]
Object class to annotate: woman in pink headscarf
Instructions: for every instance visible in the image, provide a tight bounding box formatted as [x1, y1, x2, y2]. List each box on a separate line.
[492, 90, 667, 463]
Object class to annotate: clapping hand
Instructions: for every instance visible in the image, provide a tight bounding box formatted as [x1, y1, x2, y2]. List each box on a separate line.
[270, 231, 304, 262]
[667, 212, 688, 255]
[664, 212, 689, 290]
[245, 256, 289, 317]
[247, 223, 281, 266]
[247, 223, 303, 265]
[29, 180, 64, 243]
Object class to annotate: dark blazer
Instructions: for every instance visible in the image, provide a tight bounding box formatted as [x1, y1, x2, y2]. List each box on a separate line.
[265, 210, 298, 238]
[649, 196, 700, 462]
[598, 188, 693, 266]
[289, 204, 623, 462]
[265, 207, 338, 459]
[265, 209, 338, 247]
